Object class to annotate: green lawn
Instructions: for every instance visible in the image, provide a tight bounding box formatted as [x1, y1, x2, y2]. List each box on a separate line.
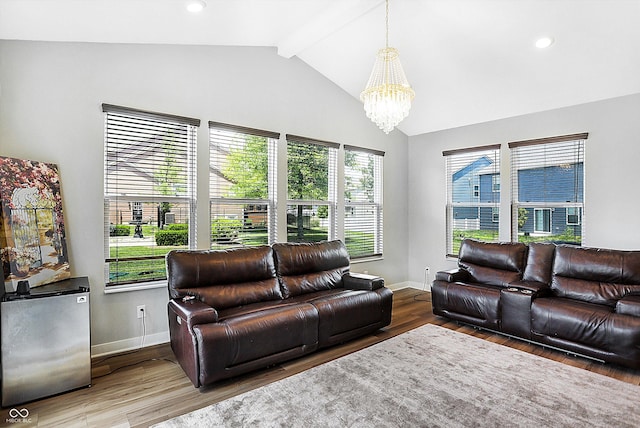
[452, 229, 581, 255]
[286, 227, 328, 243]
[109, 227, 378, 284]
[345, 230, 375, 258]
[108, 244, 185, 284]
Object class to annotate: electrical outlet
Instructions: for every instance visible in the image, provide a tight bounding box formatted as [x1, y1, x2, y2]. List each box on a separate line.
[137, 305, 146, 319]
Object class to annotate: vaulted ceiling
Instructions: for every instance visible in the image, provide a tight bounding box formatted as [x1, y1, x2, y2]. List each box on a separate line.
[1, 0, 639, 136]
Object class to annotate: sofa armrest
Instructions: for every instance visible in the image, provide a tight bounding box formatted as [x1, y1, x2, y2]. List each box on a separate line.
[343, 272, 385, 291]
[435, 269, 469, 283]
[616, 295, 640, 317]
[169, 298, 219, 327]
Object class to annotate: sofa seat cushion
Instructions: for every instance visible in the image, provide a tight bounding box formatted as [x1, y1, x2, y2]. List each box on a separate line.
[431, 280, 502, 329]
[215, 289, 345, 321]
[531, 297, 640, 353]
[617, 295, 640, 317]
[194, 304, 319, 384]
[304, 288, 393, 347]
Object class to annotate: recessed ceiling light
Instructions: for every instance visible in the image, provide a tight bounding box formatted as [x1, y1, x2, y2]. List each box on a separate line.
[535, 37, 554, 49]
[186, 0, 206, 13]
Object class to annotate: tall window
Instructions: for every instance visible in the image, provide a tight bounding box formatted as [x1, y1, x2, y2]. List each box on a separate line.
[209, 122, 279, 249]
[344, 145, 384, 258]
[444, 144, 501, 256]
[103, 104, 198, 287]
[510, 133, 587, 245]
[286, 135, 338, 243]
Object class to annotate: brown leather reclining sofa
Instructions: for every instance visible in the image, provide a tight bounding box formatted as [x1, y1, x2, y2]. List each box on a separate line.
[166, 240, 393, 387]
[432, 238, 640, 369]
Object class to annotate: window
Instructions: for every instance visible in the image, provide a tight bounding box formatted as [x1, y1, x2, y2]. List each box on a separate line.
[534, 208, 552, 233]
[286, 135, 338, 243]
[566, 207, 581, 226]
[492, 174, 500, 192]
[444, 144, 501, 256]
[103, 104, 198, 286]
[510, 133, 587, 244]
[209, 122, 279, 249]
[492, 207, 499, 223]
[344, 145, 384, 258]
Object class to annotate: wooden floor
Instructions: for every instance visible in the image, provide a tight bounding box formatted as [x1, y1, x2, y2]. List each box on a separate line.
[6, 288, 640, 427]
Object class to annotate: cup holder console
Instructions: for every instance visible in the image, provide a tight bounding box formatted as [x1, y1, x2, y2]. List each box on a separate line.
[506, 287, 533, 294]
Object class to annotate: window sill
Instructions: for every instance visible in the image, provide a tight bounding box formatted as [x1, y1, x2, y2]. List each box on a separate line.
[351, 256, 384, 264]
[104, 280, 167, 294]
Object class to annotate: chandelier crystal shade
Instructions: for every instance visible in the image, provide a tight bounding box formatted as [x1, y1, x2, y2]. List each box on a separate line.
[360, 0, 415, 134]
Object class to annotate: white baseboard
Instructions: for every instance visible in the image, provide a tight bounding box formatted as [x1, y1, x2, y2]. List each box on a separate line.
[388, 281, 430, 292]
[91, 331, 169, 358]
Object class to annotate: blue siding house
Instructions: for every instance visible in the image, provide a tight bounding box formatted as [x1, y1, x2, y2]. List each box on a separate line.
[515, 163, 583, 239]
[452, 156, 498, 229]
[452, 152, 582, 242]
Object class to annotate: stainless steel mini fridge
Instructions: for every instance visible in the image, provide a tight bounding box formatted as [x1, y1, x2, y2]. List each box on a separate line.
[1, 277, 91, 407]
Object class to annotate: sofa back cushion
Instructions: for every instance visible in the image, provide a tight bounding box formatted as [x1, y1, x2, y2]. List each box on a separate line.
[458, 239, 527, 287]
[522, 242, 556, 283]
[272, 240, 350, 298]
[166, 246, 281, 309]
[551, 245, 640, 306]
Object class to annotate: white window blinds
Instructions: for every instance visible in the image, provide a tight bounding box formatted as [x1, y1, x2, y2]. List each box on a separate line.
[344, 145, 384, 258]
[286, 134, 338, 243]
[444, 144, 501, 256]
[209, 122, 279, 248]
[103, 104, 198, 286]
[510, 133, 587, 245]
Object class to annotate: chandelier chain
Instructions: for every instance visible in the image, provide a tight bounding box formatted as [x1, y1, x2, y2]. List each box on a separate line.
[360, 0, 414, 134]
[385, 0, 389, 48]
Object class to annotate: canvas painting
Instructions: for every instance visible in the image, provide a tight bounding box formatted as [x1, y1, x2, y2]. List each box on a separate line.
[0, 156, 71, 291]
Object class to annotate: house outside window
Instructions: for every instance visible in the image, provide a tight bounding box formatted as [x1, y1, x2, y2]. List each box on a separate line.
[209, 122, 279, 249]
[286, 135, 338, 243]
[344, 145, 384, 259]
[444, 144, 501, 256]
[103, 104, 198, 287]
[510, 133, 587, 244]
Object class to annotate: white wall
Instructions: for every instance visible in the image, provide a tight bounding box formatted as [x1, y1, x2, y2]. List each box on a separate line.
[0, 41, 409, 355]
[407, 93, 640, 288]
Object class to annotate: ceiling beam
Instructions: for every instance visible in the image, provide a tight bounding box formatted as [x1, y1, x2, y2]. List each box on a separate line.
[277, 0, 384, 59]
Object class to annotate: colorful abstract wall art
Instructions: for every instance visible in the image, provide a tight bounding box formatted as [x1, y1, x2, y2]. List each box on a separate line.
[0, 156, 71, 291]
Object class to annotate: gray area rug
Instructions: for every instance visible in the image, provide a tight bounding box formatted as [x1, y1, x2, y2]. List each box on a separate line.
[153, 324, 640, 427]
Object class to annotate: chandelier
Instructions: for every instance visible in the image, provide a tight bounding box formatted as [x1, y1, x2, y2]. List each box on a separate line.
[360, 0, 415, 134]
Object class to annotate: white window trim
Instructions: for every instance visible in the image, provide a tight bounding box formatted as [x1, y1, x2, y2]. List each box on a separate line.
[102, 104, 199, 288]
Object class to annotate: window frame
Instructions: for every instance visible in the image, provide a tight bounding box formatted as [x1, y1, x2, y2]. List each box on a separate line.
[208, 121, 279, 249]
[443, 144, 501, 257]
[566, 207, 582, 226]
[344, 145, 384, 259]
[285, 134, 339, 244]
[103, 104, 199, 288]
[509, 133, 587, 244]
[533, 208, 552, 233]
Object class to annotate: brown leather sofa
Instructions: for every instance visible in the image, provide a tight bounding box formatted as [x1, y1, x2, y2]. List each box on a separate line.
[432, 239, 640, 369]
[166, 240, 393, 387]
